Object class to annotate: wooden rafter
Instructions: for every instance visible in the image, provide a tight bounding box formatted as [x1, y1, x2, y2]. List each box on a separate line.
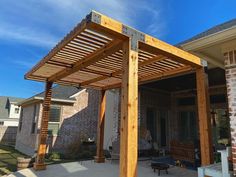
[25, 10, 202, 91]
[48, 39, 122, 81]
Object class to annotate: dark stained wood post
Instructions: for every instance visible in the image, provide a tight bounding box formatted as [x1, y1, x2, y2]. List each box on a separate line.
[196, 67, 214, 166]
[34, 81, 53, 170]
[119, 39, 138, 177]
[95, 90, 106, 163]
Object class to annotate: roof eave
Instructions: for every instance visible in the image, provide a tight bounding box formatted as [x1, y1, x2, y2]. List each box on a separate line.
[179, 26, 236, 51]
[18, 96, 76, 106]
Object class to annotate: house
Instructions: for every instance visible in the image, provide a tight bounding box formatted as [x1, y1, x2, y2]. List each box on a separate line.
[0, 96, 24, 126]
[22, 11, 236, 176]
[15, 85, 100, 156]
[104, 19, 236, 154]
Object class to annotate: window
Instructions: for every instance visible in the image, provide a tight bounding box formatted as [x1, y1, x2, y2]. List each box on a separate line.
[179, 111, 197, 141]
[15, 107, 20, 114]
[31, 105, 38, 134]
[19, 108, 23, 131]
[48, 106, 61, 136]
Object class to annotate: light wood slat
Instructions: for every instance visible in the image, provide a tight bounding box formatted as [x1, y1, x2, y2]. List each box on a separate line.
[75, 35, 105, 46]
[25, 19, 88, 78]
[73, 38, 102, 48]
[85, 29, 112, 41]
[80, 54, 167, 87]
[56, 51, 85, 59]
[80, 32, 111, 44]
[69, 40, 99, 51]
[64, 44, 92, 55]
[48, 40, 122, 81]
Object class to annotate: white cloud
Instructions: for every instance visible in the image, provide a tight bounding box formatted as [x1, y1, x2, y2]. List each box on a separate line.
[0, 0, 167, 47]
[11, 60, 35, 69]
[0, 22, 58, 48]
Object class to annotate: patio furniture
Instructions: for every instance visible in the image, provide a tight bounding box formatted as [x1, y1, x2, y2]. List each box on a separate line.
[153, 142, 166, 156]
[151, 162, 170, 176]
[198, 147, 233, 177]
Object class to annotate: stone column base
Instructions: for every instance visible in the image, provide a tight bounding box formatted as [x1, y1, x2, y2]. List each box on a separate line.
[94, 156, 105, 163]
[33, 163, 47, 170]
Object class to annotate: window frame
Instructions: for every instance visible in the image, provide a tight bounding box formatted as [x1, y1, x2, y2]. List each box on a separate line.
[31, 104, 38, 134]
[18, 108, 23, 131]
[48, 105, 62, 136]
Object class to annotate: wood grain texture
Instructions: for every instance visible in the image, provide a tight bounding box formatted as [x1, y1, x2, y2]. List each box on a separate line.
[196, 67, 214, 166]
[95, 90, 106, 163]
[119, 40, 138, 177]
[34, 81, 53, 170]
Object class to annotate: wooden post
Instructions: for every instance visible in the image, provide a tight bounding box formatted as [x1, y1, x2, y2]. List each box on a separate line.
[34, 81, 53, 170]
[196, 67, 214, 166]
[119, 39, 138, 177]
[95, 90, 106, 163]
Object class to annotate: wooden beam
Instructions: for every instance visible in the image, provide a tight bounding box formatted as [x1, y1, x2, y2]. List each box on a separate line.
[80, 55, 167, 87]
[102, 65, 193, 90]
[139, 42, 202, 68]
[88, 11, 202, 67]
[119, 39, 138, 177]
[139, 65, 193, 84]
[94, 90, 106, 163]
[34, 81, 53, 170]
[48, 39, 122, 82]
[196, 67, 214, 166]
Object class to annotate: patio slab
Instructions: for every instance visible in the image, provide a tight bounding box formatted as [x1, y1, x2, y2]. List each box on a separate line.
[4, 160, 197, 177]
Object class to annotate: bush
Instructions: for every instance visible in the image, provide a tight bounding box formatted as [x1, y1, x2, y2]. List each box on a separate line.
[47, 152, 62, 160]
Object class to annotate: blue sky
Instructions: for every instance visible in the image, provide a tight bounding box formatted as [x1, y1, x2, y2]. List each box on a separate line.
[0, 0, 235, 98]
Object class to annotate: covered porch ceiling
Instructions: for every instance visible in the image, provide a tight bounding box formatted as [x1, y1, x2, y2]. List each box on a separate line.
[25, 11, 203, 90]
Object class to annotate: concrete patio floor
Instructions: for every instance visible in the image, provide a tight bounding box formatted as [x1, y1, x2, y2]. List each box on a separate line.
[4, 160, 197, 177]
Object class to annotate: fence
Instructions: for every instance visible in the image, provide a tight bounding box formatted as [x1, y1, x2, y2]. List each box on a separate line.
[0, 126, 17, 145]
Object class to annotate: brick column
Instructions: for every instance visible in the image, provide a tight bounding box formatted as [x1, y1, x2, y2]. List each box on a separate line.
[224, 49, 236, 175]
[34, 81, 53, 170]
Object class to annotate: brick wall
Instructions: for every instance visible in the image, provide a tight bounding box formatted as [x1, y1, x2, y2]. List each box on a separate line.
[49, 88, 100, 153]
[224, 50, 236, 175]
[15, 88, 100, 155]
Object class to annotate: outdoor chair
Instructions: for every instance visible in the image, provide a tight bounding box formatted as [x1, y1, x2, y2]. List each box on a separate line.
[198, 147, 233, 177]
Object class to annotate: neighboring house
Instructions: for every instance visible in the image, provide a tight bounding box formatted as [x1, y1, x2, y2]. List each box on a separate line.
[104, 18, 236, 161]
[15, 85, 100, 156]
[0, 96, 24, 126]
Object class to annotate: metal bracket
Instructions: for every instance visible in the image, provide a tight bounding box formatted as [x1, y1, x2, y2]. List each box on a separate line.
[86, 11, 101, 24]
[122, 25, 145, 51]
[201, 59, 208, 67]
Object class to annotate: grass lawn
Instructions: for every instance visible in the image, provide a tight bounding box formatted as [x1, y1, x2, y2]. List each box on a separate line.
[0, 144, 76, 176]
[0, 144, 26, 176]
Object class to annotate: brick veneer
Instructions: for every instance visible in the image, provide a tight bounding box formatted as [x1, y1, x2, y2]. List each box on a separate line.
[224, 50, 236, 175]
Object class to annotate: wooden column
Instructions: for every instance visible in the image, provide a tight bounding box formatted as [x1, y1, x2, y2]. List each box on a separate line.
[34, 81, 53, 170]
[95, 90, 106, 163]
[119, 39, 138, 177]
[196, 67, 214, 166]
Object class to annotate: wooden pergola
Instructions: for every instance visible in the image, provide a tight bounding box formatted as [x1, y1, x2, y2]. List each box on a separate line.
[25, 11, 213, 177]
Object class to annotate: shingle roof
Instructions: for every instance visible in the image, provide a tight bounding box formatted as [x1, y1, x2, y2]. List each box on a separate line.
[0, 96, 24, 119]
[34, 85, 82, 101]
[178, 18, 236, 46]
